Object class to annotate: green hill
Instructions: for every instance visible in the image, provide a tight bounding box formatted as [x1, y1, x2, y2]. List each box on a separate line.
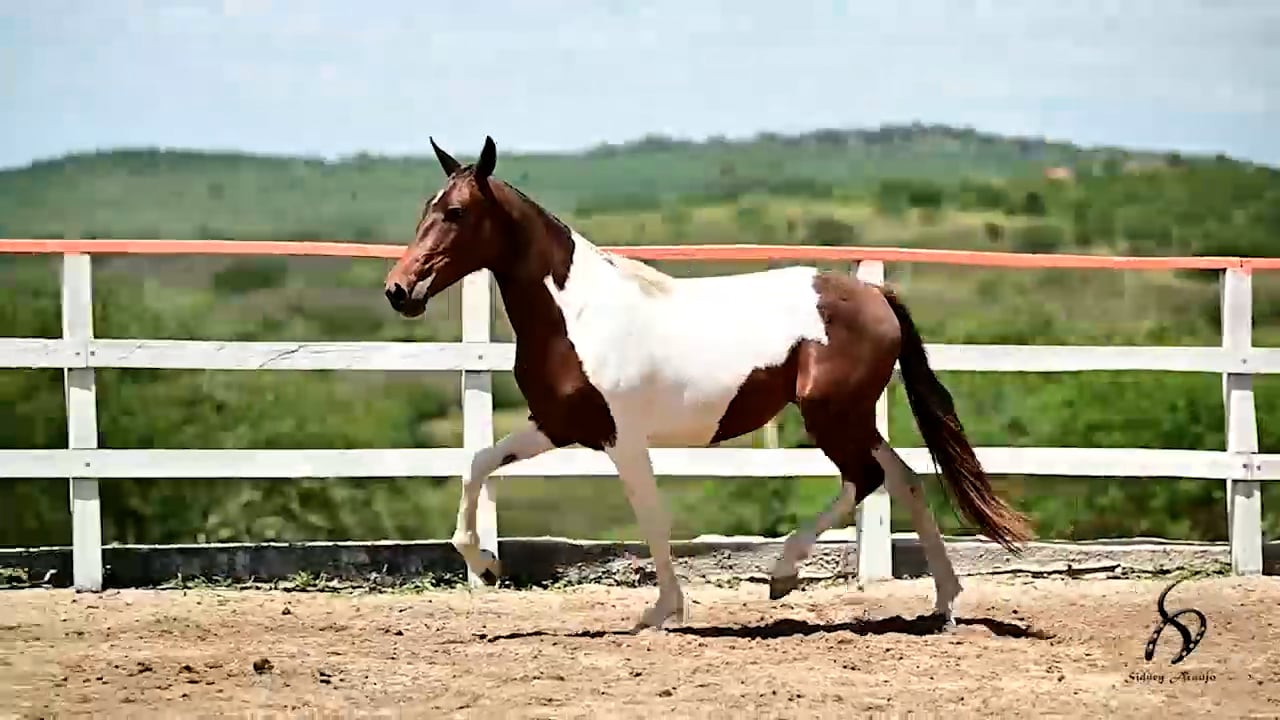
[1, 123, 1278, 553]
[0, 123, 1167, 242]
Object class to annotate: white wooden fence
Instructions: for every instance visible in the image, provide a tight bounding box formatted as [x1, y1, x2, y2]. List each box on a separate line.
[1, 249, 1277, 592]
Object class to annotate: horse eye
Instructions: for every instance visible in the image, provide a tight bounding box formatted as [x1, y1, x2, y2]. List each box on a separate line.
[443, 206, 464, 222]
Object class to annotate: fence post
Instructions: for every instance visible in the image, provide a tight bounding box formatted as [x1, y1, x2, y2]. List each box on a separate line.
[854, 260, 893, 582]
[761, 413, 780, 449]
[462, 269, 498, 587]
[62, 253, 103, 592]
[1221, 266, 1262, 575]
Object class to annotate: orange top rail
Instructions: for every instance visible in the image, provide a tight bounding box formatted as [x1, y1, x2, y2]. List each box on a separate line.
[0, 238, 1276, 271]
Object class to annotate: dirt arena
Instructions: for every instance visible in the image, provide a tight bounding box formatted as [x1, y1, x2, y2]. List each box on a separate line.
[2, 575, 1278, 718]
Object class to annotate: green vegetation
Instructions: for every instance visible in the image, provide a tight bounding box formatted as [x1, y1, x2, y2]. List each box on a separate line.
[2, 123, 1278, 549]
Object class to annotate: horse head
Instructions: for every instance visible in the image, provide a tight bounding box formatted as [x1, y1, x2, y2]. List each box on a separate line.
[384, 135, 513, 317]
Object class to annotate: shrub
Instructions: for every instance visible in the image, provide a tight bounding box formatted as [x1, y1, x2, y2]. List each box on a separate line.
[1011, 223, 1066, 253]
[805, 215, 859, 246]
[212, 257, 290, 294]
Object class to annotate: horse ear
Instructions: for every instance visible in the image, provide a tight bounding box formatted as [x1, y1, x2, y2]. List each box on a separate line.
[430, 137, 461, 176]
[474, 136, 497, 181]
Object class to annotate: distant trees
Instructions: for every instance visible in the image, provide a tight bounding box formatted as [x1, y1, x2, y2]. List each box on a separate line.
[874, 178, 1053, 219]
[861, 157, 1279, 262]
[805, 216, 859, 246]
[1021, 190, 1047, 216]
[874, 178, 946, 216]
[955, 179, 1013, 212]
[1011, 223, 1067, 253]
[212, 257, 289, 294]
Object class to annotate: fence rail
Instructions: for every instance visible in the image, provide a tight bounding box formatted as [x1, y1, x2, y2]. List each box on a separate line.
[7, 339, 1280, 373]
[0, 239, 1276, 591]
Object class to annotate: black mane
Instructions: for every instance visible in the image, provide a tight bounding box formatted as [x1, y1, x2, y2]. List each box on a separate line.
[503, 180, 572, 238]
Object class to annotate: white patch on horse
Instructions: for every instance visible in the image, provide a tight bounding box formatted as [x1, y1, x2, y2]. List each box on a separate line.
[428, 188, 445, 206]
[545, 229, 829, 447]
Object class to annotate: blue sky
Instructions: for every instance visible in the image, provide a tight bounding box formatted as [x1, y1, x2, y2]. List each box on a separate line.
[2, 0, 1277, 170]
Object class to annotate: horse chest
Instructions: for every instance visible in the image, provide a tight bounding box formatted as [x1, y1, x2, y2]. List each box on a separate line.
[512, 339, 618, 450]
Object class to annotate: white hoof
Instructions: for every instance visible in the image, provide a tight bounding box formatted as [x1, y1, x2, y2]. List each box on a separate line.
[473, 550, 501, 586]
[452, 534, 500, 585]
[932, 606, 957, 631]
[630, 593, 687, 633]
[933, 583, 960, 630]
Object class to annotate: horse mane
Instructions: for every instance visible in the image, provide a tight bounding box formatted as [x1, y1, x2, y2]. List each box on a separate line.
[495, 176, 675, 297]
[603, 252, 675, 297]
[495, 177, 573, 238]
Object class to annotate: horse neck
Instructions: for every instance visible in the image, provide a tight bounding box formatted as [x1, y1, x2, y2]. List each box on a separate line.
[492, 272, 551, 344]
[491, 228, 618, 346]
[487, 184, 622, 345]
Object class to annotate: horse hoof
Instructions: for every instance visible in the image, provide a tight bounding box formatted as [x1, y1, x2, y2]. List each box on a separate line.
[930, 612, 957, 633]
[630, 596, 686, 633]
[479, 568, 499, 586]
[769, 574, 800, 600]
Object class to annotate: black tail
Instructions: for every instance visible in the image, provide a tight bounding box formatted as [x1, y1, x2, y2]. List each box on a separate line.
[882, 287, 1033, 553]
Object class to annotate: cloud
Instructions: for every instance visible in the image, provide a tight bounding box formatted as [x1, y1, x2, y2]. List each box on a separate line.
[1, 0, 1276, 168]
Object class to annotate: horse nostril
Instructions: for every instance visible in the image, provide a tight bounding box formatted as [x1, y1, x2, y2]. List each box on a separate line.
[385, 283, 408, 309]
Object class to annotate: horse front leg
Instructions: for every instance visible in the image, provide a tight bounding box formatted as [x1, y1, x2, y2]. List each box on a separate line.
[605, 437, 688, 632]
[452, 422, 554, 584]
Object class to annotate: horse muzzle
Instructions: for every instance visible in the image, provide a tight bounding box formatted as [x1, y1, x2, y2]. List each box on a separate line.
[384, 277, 431, 317]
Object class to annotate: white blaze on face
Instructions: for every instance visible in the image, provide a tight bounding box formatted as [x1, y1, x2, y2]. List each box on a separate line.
[415, 188, 448, 238]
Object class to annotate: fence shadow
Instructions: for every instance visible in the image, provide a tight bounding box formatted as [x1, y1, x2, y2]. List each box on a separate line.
[479, 613, 1053, 643]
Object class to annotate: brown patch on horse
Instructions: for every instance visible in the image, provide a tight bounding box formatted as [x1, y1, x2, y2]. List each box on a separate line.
[791, 272, 901, 514]
[707, 272, 896, 447]
[805, 272, 1030, 551]
[481, 180, 618, 450]
[704, 270, 1031, 553]
[487, 179, 575, 291]
[708, 347, 800, 445]
[705, 272, 890, 446]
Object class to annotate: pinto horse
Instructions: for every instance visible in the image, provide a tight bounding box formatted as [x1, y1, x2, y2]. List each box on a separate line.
[384, 136, 1032, 632]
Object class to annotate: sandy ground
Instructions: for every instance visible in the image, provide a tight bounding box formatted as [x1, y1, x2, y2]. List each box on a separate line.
[2, 575, 1279, 718]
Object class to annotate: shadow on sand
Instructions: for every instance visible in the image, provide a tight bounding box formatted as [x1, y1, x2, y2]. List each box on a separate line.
[478, 613, 1054, 643]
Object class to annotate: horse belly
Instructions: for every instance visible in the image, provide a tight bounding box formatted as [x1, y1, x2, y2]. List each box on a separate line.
[587, 369, 724, 446]
[632, 286, 819, 444]
[643, 391, 742, 447]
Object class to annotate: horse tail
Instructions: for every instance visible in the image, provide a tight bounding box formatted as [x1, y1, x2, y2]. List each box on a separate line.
[881, 286, 1033, 553]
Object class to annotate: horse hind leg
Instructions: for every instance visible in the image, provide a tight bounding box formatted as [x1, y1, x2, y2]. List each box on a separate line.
[769, 426, 963, 630]
[769, 403, 884, 599]
[873, 435, 963, 626]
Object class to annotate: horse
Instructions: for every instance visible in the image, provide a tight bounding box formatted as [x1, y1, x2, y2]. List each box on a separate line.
[383, 136, 1033, 632]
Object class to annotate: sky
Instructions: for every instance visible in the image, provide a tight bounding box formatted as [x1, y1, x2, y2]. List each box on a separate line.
[1, 0, 1277, 170]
